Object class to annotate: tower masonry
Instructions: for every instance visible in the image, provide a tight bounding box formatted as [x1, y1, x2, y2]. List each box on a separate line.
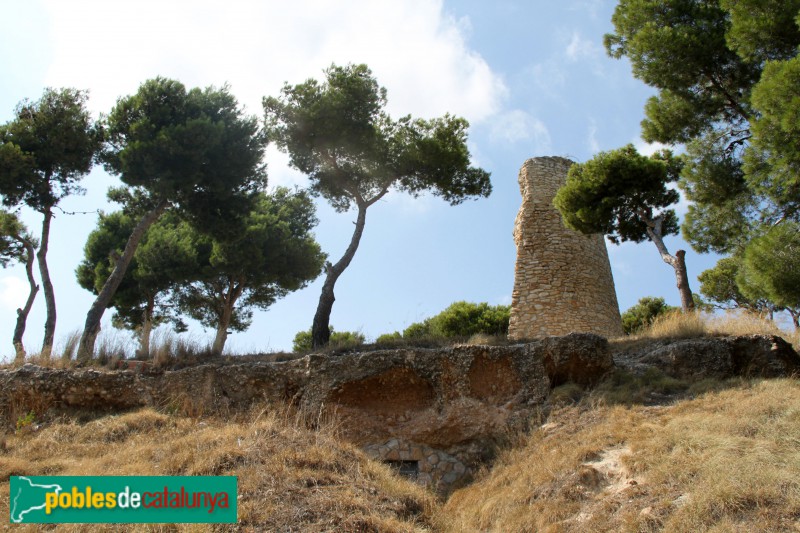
[508, 156, 624, 339]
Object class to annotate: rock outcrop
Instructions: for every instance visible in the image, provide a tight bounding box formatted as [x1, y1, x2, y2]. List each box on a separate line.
[0, 335, 611, 493]
[614, 335, 800, 380]
[1, 333, 797, 493]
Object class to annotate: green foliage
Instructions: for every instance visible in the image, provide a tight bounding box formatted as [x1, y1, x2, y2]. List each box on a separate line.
[738, 222, 800, 310]
[720, 0, 800, 63]
[554, 145, 681, 244]
[606, 0, 757, 144]
[679, 135, 755, 254]
[76, 208, 196, 334]
[15, 411, 36, 432]
[79, 78, 270, 358]
[102, 78, 267, 236]
[375, 331, 402, 344]
[0, 87, 102, 211]
[293, 327, 366, 353]
[0, 87, 102, 353]
[432, 301, 510, 337]
[0, 210, 35, 267]
[605, 0, 800, 253]
[265, 63, 491, 348]
[621, 297, 677, 335]
[264, 64, 491, 211]
[175, 188, 325, 353]
[402, 301, 510, 339]
[745, 55, 800, 220]
[403, 320, 435, 339]
[0, 144, 34, 197]
[698, 256, 770, 311]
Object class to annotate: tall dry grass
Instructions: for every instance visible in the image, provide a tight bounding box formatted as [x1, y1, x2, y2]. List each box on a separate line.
[442, 378, 800, 532]
[0, 406, 438, 532]
[617, 309, 798, 349]
[1, 327, 226, 370]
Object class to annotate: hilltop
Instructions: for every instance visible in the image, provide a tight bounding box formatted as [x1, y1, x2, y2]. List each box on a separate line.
[0, 314, 798, 531]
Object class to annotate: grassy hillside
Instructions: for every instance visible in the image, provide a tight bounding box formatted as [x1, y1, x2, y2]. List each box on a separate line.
[442, 378, 800, 532]
[0, 408, 437, 532]
[2, 379, 799, 531]
[1, 311, 798, 531]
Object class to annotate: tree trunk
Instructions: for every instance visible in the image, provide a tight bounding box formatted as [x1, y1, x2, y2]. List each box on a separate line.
[673, 250, 695, 312]
[644, 214, 695, 312]
[311, 202, 369, 349]
[211, 280, 243, 356]
[78, 200, 169, 362]
[136, 294, 155, 359]
[37, 207, 56, 358]
[13, 239, 39, 363]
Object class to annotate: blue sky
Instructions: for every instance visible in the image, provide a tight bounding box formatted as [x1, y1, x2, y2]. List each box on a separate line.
[0, 0, 760, 357]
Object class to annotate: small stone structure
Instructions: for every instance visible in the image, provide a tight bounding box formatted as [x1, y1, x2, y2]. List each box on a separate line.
[364, 439, 469, 494]
[509, 156, 624, 339]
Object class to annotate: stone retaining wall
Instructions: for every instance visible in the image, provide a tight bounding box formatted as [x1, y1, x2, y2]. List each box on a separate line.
[364, 439, 469, 494]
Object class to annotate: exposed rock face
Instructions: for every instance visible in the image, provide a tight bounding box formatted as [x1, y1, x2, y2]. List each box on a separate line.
[1, 334, 797, 493]
[508, 157, 624, 339]
[0, 335, 611, 493]
[614, 335, 800, 380]
[540, 334, 615, 386]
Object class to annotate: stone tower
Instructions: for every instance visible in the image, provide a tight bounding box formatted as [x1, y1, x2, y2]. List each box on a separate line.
[508, 156, 623, 339]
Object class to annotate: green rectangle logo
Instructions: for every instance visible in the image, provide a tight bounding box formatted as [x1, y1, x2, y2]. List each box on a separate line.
[9, 476, 237, 524]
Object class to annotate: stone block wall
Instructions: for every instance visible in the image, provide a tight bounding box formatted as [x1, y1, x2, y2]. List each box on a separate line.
[508, 156, 624, 339]
[364, 439, 469, 494]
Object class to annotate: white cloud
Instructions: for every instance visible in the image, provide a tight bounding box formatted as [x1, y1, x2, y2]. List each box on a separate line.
[385, 190, 437, 214]
[565, 31, 600, 62]
[490, 110, 552, 153]
[0, 277, 28, 311]
[569, 0, 605, 20]
[265, 146, 309, 189]
[524, 62, 567, 102]
[41, 0, 505, 124]
[633, 138, 670, 157]
[587, 119, 600, 153]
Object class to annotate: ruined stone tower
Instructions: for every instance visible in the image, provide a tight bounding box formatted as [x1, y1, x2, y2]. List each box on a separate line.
[508, 156, 623, 339]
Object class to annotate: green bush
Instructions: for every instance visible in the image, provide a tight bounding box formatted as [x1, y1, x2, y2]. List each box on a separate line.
[399, 301, 510, 340]
[621, 297, 677, 335]
[403, 320, 435, 339]
[375, 331, 403, 344]
[292, 327, 365, 353]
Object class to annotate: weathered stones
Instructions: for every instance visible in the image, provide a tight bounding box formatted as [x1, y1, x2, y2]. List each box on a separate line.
[364, 439, 470, 494]
[508, 156, 624, 339]
[614, 335, 800, 380]
[540, 333, 615, 386]
[0, 333, 796, 494]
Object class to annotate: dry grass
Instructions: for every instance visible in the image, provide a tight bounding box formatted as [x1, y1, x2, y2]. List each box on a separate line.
[441, 378, 800, 532]
[0, 407, 438, 532]
[613, 310, 799, 352]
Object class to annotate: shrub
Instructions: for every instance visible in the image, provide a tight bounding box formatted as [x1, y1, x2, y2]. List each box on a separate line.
[400, 301, 510, 340]
[293, 327, 365, 353]
[375, 331, 402, 344]
[621, 297, 677, 334]
[402, 320, 435, 339]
